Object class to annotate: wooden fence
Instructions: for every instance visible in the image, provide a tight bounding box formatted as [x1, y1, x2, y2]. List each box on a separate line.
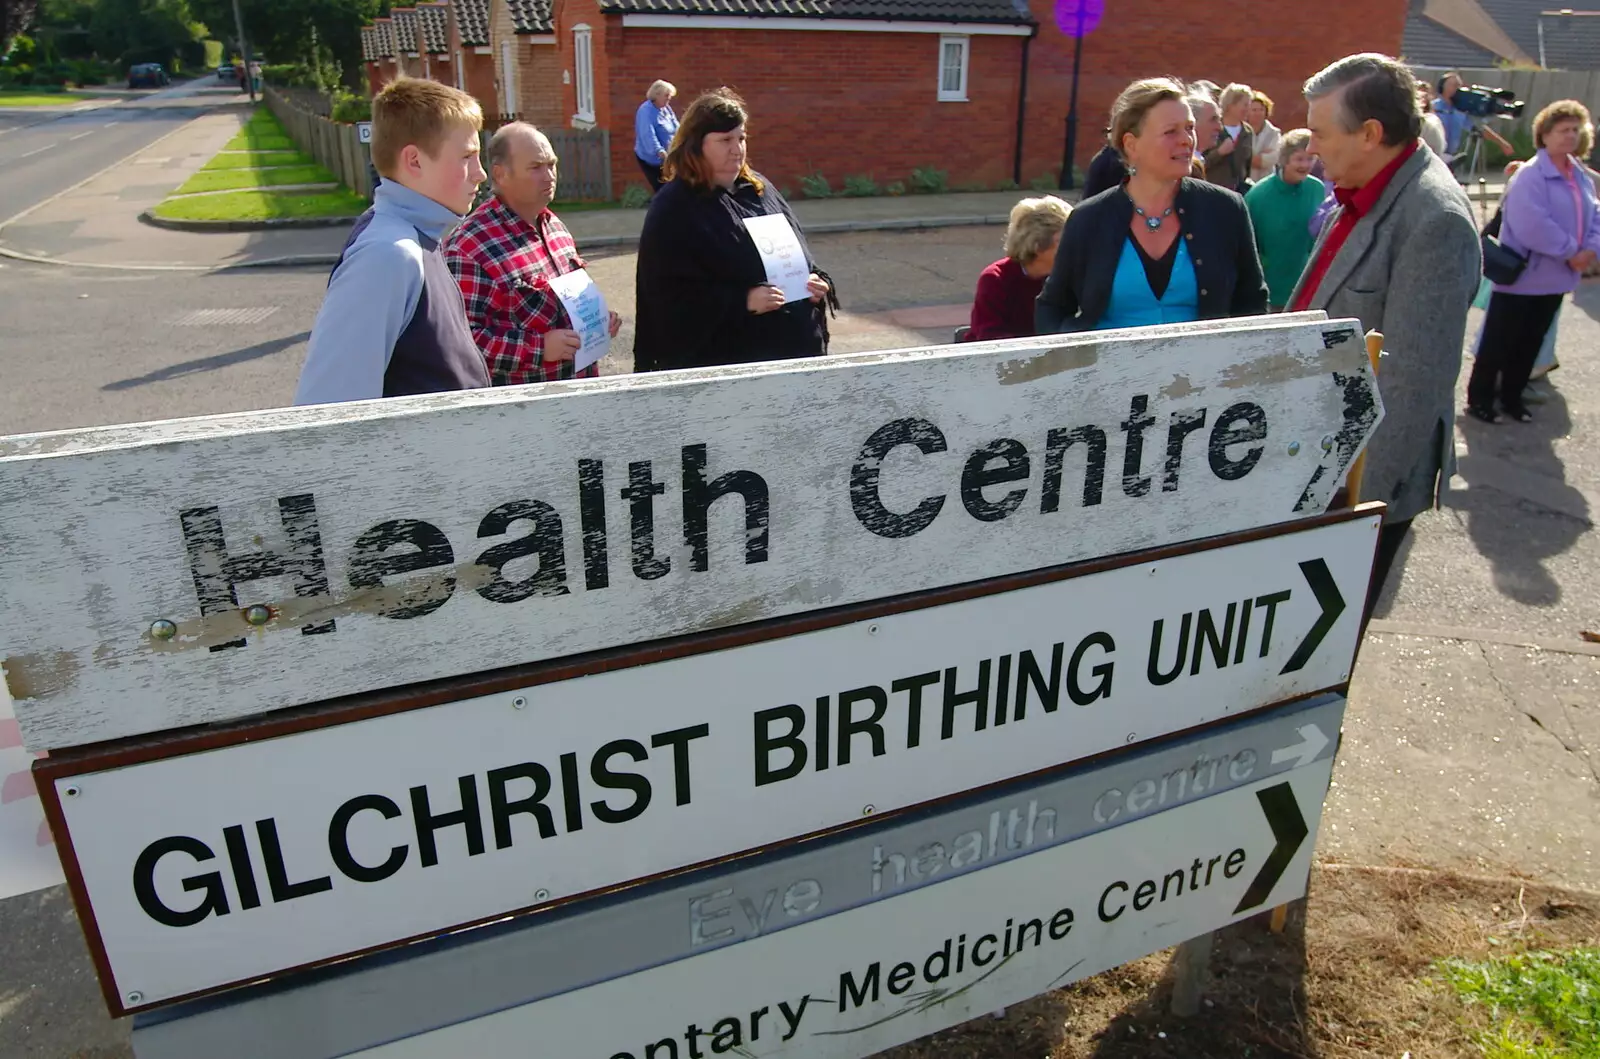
[481, 118, 613, 201]
[266, 87, 375, 199]
[1412, 65, 1600, 160]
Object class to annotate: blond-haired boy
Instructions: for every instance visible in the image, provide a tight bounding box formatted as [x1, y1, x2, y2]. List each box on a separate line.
[295, 78, 491, 405]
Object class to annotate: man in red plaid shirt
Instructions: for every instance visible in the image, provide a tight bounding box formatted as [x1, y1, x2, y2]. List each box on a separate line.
[443, 122, 620, 385]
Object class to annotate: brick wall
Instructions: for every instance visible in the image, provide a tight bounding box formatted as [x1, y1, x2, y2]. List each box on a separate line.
[555, 0, 612, 133]
[464, 52, 499, 117]
[514, 40, 564, 128]
[1018, 0, 1409, 180]
[598, 25, 1025, 199]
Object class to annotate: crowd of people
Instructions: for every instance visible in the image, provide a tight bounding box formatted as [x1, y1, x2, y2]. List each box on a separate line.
[290, 53, 1598, 614]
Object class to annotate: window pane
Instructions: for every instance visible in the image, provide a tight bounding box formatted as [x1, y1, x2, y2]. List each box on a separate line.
[941, 41, 963, 94]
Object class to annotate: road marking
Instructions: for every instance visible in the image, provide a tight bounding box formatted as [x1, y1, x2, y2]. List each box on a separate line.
[70, 130, 95, 141]
[104, 121, 120, 127]
[20, 143, 57, 158]
[175, 307, 280, 327]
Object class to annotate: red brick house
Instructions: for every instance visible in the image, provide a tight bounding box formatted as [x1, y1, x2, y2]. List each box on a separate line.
[449, 0, 502, 117]
[391, 8, 426, 79]
[416, 3, 454, 83]
[544, 0, 1406, 200]
[490, 0, 564, 125]
[365, 19, 400, 94]
[364, 0, 1407, 199]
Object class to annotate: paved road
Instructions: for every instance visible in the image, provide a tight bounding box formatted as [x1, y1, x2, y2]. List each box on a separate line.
[0, 226, 996, 434]
[0, 79, 248, 224]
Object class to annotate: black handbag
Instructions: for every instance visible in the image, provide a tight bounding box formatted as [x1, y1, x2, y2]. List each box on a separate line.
[1480, 205, 1527, 285]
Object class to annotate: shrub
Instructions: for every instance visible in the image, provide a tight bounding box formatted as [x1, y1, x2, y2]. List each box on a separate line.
[910, 166, 949, 194]
[842, 173, 879, 197]
[1028, 171, 1058, 191]
[886, 180, 906, 196]
[330, 91, 371, 124]
[799, 172, 832, 198]
[995, 179, 1020, 191]
[620, 184, 651, 209]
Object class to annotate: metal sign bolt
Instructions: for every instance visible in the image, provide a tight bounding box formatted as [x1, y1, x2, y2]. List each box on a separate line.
[1287, 441, 1301, 456]
[867, 624, 880, 635]
[149, 619, 177, 641]
[533, 888, 550, 901]
[512, 697, 527, 710]
[243, 605, 272, 627]
[126, 991, 143, 1005]
[1320, 434, 1335, 454]
[862, 804, 876, 816]
[63, 784, 82, 798]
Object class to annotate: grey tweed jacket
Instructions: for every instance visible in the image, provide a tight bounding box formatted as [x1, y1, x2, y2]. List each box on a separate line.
[1288, 146, 1481, 524]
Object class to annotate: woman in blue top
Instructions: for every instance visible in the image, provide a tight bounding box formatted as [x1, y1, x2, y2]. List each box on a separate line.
[1036, 76, 1267, 333]
[633, 80, 679, 193]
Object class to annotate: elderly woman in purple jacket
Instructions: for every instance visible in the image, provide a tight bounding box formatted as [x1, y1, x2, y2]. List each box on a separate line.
[1467, 100, 1600, 423]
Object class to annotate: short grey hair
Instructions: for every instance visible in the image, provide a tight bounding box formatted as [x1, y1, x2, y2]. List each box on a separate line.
[1278, 127, 1312, 167]
[487, 121, 555, 173]
[1186, 91, 1217, 121]
[1003, 195, 1071, 262]
[1304, 53, 1421, 147]
[648, 79, 676, 100]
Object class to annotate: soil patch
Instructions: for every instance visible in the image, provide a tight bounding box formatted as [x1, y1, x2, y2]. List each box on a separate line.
[876, 863, 1600, 1059]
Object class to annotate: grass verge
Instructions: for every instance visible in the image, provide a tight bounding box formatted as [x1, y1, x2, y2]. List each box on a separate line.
[175, 164, 337, 194]
[152, 187, 368, 222]
[156, 105, 366, 222]
[202, 150, 310, 170]
[222, 107, 298, 152]
[1441, 948, 1600, 1057]
[0, 90, 98, 106]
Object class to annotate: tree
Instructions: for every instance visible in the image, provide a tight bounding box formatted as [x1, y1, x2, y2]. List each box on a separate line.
[3, 0, 41, 56]
[87, 0, 203, 69]
[189, 0, 378, 88]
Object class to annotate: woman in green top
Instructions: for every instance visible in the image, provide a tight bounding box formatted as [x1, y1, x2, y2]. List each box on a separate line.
[1244, 129, 1324, 310]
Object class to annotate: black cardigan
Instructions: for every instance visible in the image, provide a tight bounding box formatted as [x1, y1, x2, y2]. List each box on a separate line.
[633, 173, 834, 372]
[1035, 179, 1268, 333]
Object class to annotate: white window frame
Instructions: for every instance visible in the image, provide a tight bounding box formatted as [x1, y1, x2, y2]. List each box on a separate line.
[937, 34, 969, 102]
[454, 49, 464, 91]
[500, 39, 516, 116]
[573, 23, 595, 125]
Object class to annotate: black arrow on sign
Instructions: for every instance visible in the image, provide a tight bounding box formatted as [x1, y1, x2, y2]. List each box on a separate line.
[1232, 782, 1309, 914]
[1279, 558, 1345, 674]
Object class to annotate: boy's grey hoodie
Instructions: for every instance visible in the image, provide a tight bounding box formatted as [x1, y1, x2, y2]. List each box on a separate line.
[294, 181, 489, 405]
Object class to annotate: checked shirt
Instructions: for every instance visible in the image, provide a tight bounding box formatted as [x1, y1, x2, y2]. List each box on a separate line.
[442, 196, 599, 385]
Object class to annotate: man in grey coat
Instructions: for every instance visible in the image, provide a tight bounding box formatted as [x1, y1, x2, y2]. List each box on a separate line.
[1288, 53, 1481, 621]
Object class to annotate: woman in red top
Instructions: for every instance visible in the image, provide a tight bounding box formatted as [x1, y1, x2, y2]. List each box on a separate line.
[962, 196, 1071, 342]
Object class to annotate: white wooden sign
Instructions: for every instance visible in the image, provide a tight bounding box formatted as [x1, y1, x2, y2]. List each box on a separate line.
[351, 762, 1334, 1057]
[128, 696, 1345, 1059]
[44, 514, 1374, 1011]
[0, 680, 63, 899]
[0, 314, 1381, 749]
[356, 121, 372, 144]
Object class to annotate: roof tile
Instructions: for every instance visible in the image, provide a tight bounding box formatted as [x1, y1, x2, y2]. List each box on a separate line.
[596, 0, 1032, 24]
[507, 0, 554, 32]
[417, 2, 452, 52]
[392, 7, 420, 53]
[451, 0, 492, 45]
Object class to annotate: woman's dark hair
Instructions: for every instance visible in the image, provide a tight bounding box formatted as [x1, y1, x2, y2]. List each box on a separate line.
[663, 87, 765, 194]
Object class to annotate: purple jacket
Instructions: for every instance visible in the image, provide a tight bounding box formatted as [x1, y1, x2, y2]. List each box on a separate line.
[1495, 148, 1600, 295]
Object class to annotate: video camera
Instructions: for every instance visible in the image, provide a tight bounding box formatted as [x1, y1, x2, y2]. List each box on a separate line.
[1452, 85, 1525, 119]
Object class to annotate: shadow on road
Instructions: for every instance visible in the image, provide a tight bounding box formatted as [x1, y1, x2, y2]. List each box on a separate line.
[102, 331, 310, 391]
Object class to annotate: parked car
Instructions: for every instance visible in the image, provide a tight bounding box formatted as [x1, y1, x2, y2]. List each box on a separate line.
[216, 64, 238, 84]
[128, 63, 170, 88]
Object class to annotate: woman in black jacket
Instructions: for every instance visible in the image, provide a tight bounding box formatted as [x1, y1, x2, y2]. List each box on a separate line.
[633, 88, 837, 372]
[1036, 77, 1267, 334]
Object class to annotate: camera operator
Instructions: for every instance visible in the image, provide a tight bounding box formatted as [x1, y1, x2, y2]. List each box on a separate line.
[1434, 72, 1514, 159]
